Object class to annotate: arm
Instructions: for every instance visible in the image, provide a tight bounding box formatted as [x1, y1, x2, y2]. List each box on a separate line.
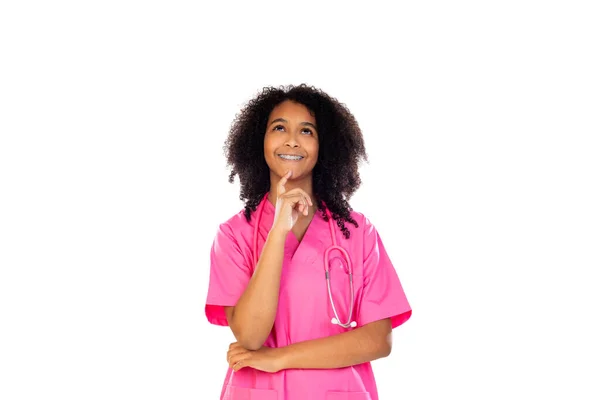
[278, 318, 392, 369]
[225, 229, 287, 350]
[225, 174, 313, 351]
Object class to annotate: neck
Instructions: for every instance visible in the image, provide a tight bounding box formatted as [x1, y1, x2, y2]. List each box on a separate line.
[267, 173, 316, 208]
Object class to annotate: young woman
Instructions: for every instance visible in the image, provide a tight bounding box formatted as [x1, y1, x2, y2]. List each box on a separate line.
[205, 84, 412, 400]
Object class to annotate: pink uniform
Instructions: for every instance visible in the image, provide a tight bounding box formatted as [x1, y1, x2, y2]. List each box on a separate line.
[205, 194, 412, 400]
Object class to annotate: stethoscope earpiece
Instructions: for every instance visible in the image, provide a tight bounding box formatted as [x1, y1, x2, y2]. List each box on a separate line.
[331, 317, 357, 328]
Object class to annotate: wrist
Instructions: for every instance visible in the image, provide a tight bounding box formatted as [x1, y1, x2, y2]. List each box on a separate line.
[268, 226, 288, 241]
[273, 346, 290, 371]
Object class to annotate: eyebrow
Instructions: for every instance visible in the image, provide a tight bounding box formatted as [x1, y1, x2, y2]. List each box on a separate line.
[269, 118, 317, 131]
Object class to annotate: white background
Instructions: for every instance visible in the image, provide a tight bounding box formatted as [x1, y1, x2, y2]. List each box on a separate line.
[1, 1, 599, 399]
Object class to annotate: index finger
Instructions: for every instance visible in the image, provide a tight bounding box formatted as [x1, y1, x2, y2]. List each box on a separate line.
[277, 170, 292, 197]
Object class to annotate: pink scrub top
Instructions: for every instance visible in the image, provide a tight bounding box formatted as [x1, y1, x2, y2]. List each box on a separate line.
[205, 195, 412, 400]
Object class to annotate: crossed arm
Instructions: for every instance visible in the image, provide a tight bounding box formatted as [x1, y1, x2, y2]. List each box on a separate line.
[274, 317, 393, 370]
[225, 304, 392, 372]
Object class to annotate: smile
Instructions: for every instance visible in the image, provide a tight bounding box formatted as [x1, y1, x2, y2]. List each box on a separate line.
[278, 154, 304, 161]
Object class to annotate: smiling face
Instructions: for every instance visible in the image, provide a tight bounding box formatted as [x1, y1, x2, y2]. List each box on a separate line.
[264, 100, 319, 182]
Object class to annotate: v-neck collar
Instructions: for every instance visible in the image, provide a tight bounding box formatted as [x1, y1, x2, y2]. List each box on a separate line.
[260, 193, 323, 260]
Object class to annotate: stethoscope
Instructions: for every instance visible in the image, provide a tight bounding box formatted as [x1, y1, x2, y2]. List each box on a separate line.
[253, 195, 357, 329]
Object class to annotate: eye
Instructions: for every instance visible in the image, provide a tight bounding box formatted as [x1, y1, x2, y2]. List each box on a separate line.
[272, 125, 314, 135]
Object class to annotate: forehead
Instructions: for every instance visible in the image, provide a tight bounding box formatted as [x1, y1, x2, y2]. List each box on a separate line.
[268, 100, 316, 123]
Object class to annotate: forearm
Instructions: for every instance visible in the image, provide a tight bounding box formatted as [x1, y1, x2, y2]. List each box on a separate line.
[230, 230, 286, 350]
[278, 319, 392, 370]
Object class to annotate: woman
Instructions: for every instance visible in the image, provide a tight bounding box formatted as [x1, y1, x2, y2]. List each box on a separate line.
[205, 84, 412, 400]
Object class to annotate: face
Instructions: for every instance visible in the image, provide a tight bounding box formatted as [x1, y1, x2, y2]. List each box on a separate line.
[264, 100, 319, 181]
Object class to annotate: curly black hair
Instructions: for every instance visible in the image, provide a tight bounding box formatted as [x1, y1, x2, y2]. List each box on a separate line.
[224, 84, 368, 239]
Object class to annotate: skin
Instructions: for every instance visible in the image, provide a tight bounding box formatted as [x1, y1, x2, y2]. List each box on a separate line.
[223, 100, 392, 371]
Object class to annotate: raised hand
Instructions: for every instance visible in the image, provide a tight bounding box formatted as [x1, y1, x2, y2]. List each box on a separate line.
[271, 170, 313, 235]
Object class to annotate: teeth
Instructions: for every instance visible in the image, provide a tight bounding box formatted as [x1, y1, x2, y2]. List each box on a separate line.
[278, 154, 303, 160]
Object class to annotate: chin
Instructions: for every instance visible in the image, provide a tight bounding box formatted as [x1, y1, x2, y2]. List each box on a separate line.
[271, 168, 300, 180]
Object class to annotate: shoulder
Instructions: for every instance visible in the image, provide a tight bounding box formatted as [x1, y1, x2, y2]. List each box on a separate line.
[222, 208, 252, 228]
[346, 209, 377, 238]
[214, 208, 253, 242]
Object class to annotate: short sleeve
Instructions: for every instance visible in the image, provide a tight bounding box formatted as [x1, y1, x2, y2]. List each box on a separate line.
[357, 218, 412, 329]
[204, 222, 252, 326]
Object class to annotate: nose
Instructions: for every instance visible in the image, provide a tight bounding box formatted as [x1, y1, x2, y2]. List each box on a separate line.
[285, 134, 300, 148]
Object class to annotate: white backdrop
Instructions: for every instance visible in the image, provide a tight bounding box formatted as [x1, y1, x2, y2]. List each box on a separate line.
[1, 1, 599, 399]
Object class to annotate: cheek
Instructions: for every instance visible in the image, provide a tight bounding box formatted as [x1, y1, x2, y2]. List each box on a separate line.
[309, 143, 319, 161]
[264, 134, 282, 152]
[263, 138, 275, 156]
[263, 138, 280, 168]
